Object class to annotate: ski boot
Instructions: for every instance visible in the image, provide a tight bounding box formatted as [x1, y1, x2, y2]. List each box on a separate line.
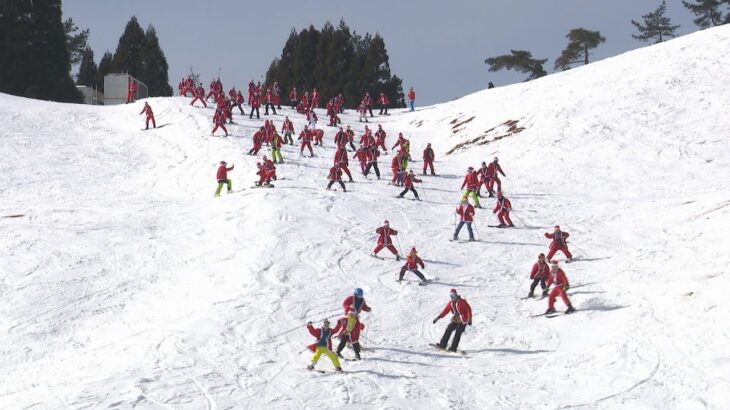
[396, 254, 401, 261]
[468, 237, 476, 242]
[545, 307, 556, 315]
[527, 292, 534, 298]
[497, 224, 507, 228]
[453, 234, 458, 241]
[542, 289, 549, 297]
[335, 352, 343, 358]
[307, 364, 315, 370]
[355, 353, 361, 360]
[335, 367, 343, 372]
[565, 305, 576, 314]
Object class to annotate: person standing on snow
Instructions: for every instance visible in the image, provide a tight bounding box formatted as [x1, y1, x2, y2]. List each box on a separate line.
[398, 247, 428, 284]
[249, 91, 260, 119]
[378, 91, 390, 115]
[214, 161, 234, 197]
[139, 102, 156, 130]
[454, 198, 476, 241]
[493, 190, 514, 228]
[363, 145, 381, 179]
[334, 145, 354, 182]
[461, 167, 481, 208]
[298, 125, 314, 157]
[375, 125, 388, 153]
[270, 131, 284, 164]
[397, 170, 422, 200]
[345, 125, 356, 151]
[486, 157, 506, 194]
[433, 289, 472, 352]
[343, 288, 372, 316]
[248, 127, 265, 156]
[353, 145, 368, 174]
[326, 165, 347, 192]
[407, 87, 416, 111]
[126, 78, 137, 104]
[422, 143, 436, 175]
[289, 86, 298, 109]
[528, 253, 550, 298]
[190, 83, 207, 107]
[545, 225, 573, 262]
[372, 220, 400, 260]
[211, 109, 229, 137]
[334, 311, 365, 360]
[362, 92, 374, 117]
[281, 116, 295, 145]
[545, 260, 576, 314]
[306, 319, 343, 372]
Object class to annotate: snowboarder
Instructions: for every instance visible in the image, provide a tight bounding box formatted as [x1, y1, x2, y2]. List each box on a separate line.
[454, 198, 476, 241]
[372, 220, 400, 260]
[281, 117, 295, 145]
[397, 170, 422, 200]
[528, 253, 550, 298]
[486, 157, 506, 194]
[327, 165, 347, 192]
[407, 87, 416, 111]
[422, 143, 435, 175]
[139, 102, 156, 130]
[334, 311, 365, 360]
[545, 260, 576, 314]
[306, 319, 343, 372]
[433, 289, 472, 352]
[461, 167, 481, 208]
[298, 125, 314, 157]
[211, 109, 228, 137]
[214, 161, 234, 196]
[334, 146, 354, 182]
[493, 190, 514, 228]
[398, 247, 427, 283]
[545, 225, 573, 262]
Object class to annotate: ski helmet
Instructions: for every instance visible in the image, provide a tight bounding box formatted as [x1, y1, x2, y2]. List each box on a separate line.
[354, 288, 364, 297]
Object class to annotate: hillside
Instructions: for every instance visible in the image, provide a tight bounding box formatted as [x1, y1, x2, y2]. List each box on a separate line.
[1, 25, 730, 409]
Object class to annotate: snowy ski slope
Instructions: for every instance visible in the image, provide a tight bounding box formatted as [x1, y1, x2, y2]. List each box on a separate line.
[1, 25, 730, 409]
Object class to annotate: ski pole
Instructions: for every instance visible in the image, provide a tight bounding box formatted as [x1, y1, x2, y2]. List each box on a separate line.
[510, 210, 526, 228]
[395, 234, 403, 256]
[473, 222, 481, 240]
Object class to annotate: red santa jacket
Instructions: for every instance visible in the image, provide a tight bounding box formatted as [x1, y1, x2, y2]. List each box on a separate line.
[546, 267, 569, 288]
[403, 173, 421, 188]
[366, 147, 380, 163]
[379, 93, 389, 105]
[342, 295, 371, 315]
[216, 164, 234, 180]
[493, 197, 512, 213]
[306, 323, 343, 352]
[375, 129, 386, 144]
[375, 226, 397, 246]
[334, 147, 349, 166]
[298, 129, 312, 142]
[252, 130, 264, 147]
[390, 155, 402, 170]
[530, 260, 550, 280]
[333, 317, 365, 341]
[140, 105, 153, 117]
[281, 119, 294, 133]
[436, 297, 472, 324]
[407, 89, 416, 101]
[362, 94, 373, 106]
[461, 171, 479, 190]
[404, 255, 424, 270]
[545, 230, 570, 247]
[250, 94, 260, 108]
[328, 166, 343, 181]
[236, 92, 244, 104]
[354, 148, 367, 162]
[487, 162, 505, 178]
[423, 147, 435, 161]
[456, 203, 475, 222]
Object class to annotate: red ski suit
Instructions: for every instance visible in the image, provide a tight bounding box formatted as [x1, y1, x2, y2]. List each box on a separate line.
[457, 203, 475, 222]
[461, 171, 480, 191]
[190, 86, 207, 107]
[299, 129, 314, 156]
[139, 105, 156, 129]
[373, 226, 398, 256]
[342, 295, 371, 315]
[404, 255, 424, 271]
[216, 164, 234, 181]
[545, 230, 573, 260]
[436, 297, 472, 324]
[334, 147, 352, 180]
[423, 147, 435, 174]
[403, 173, 421, 189]
[334, 316, 365, 344]
[493, 196, 513, 226]
[328, 166, 343, 181]
[486, 161, 506, 192]
[375, 129, 387, 151]
[530, 261, 550, 280]
[546, 267, 571, 309]
[354, 148, 367, 173]
[211, 110, 228, 136]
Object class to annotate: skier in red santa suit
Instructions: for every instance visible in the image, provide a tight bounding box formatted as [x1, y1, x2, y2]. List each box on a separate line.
[346, 125, 356, 151]
[232, 90, 245, 115]
[289, 86, 298, 109]
[378, 91, 390, 115]
[255, 162, 274, 186]
[343, 288, 371, 316]
[190, 84, 207, 107]
[248, 127, 265, 155]
[249, 90, 260, 119]
[126, 78, 137, 103]
[486, 157, 506, 194]
[139, 102, 156, 129]
[211, 109, 228, 137]
[422, 143, 435, 175]
[334, 145, 354, 182]
[261, 155, 277, 181]
[363, 145, 381, 179]
[248, 80, 255, 106]
[334, 310, 365, 360]
[398, 247, 427, 283]
[298, 125, 314, 157]
[545, 260, 576, 314]
[492, 190, 514, 228]
[545, 225, 573, 262]
[432, 289, 472, 352]
[527, 253, 550, 298]
[353, 145, 368, 174]
[311, 88, 320, 108]
[361, 92, 374, 117]
[460, 167, 481, 208]
[334, 126, 348, 148]
[281, 116, 295, 145]
[312, 128, 324, 147]
[397, 170, 422, 200]
[375, 125, 387, 153]
[372, 220, 400, 260]
[453, 198, 476, 241]
[326, 165, 347, 192]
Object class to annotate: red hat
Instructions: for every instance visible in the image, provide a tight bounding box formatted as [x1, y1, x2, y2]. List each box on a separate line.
[551, 260, 559, 265]
[384, 220, 389, 225]
[554, 225, 560, 229]
[450, 288, 458, 295]
[220, 161, 226, 164]
[410, 247, 417, 254]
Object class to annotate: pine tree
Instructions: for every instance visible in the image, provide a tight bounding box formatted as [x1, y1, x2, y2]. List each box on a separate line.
[682, 0, 724, 28]
[0, 0, 81, 102]
[139, 25, 173, 96]
[63, 18, 89, 65]
[632, 1, 680, 43]
[77, 47, 97, 86]
[95, 51, 113, 92]
[485, 50, 548, 81]
[554, 28, 606, 71]
[111, 16, 146, 76]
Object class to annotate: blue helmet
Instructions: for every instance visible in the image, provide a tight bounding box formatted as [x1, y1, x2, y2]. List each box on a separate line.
[354, 288, 364, 297]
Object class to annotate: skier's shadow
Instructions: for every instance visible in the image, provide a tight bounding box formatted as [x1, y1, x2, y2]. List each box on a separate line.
[482, 241, 543, 246]
[578, 304, 629, 312]
[367, 356, 440, 368]
[346, 369, 416, 379]
[464, 348, 554, 355]
[422, 259, 461, 267]
[368, 346, 463, 360]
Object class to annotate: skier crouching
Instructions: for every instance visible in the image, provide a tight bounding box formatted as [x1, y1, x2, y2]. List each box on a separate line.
[326, 165, 347, 192]
[398, 247, 427, 284]
[306, 319, 343, 372]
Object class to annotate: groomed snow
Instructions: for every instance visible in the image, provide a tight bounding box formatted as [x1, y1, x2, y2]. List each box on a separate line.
[1, 25, 729, 409]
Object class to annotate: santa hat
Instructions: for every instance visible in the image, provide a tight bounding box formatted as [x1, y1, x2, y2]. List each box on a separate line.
[450, 288, 458, 296]
[554, 225, 560, 229]
[383, 220, 389, 225]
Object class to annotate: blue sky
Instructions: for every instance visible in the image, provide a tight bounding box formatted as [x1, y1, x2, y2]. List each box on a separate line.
[63, 0, 699, 105]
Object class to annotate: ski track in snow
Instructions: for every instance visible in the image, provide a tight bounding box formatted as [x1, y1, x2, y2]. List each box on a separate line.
[2, 26, 730, 409]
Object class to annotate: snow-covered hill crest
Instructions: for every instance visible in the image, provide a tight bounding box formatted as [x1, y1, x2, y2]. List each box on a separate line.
[1, 25, 729, 409]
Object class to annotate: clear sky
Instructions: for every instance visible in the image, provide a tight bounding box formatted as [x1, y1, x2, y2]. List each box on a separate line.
[62, 0, 698, 105]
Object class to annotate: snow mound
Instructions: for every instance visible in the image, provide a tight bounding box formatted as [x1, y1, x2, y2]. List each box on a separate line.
[1, 25, 729, 409]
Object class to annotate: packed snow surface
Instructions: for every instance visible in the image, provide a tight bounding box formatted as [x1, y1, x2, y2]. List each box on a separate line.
[1, 25, 730, 409]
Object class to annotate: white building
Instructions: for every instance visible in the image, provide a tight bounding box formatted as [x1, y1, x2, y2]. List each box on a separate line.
[103, 73, 148, 105]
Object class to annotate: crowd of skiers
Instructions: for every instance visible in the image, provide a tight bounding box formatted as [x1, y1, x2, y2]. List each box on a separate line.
[143, 76, 580, 373]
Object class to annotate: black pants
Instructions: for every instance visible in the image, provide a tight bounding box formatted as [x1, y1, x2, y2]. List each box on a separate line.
[367, 105, 374, 117]
[398, 187, 419, 199]
[264, 103, 277, 115]
[284, 133, 293, 145]
[530, 277, 548, 295]
[290, 100, 297, 109]
[364, 162, 380, 179]
[249, 107, 260, 119]
[349, 141, 356, 151]
[439, 322, 467, 351]
[327, 180, 346, 191]
[379, 105, 388, 115]
[399, 266, 425, 281]
[336, 334, 361, 356]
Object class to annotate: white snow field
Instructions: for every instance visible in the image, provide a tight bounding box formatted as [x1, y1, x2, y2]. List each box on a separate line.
[2, 25, 730, 410]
